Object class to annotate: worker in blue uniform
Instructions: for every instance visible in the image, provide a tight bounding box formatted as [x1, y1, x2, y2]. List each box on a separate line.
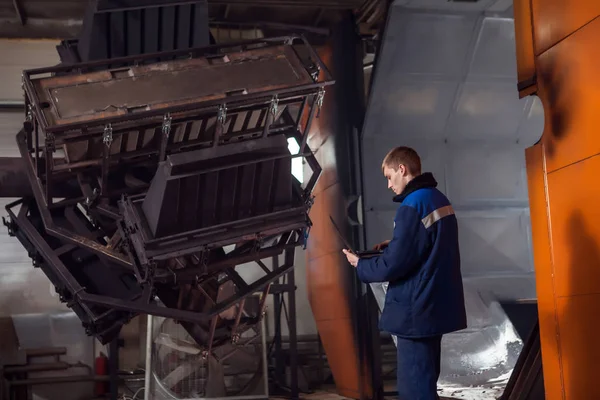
[343, 146, 467, 400]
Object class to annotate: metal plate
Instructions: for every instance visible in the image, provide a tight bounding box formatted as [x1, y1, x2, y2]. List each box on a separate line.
[30, 45, 313, 128]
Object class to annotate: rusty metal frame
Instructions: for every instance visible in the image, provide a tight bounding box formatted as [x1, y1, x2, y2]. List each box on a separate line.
[4, 196, 303, 343]
[22, 35, 332, 135]
[15, 36, 327, 263]
[20, 36, 330, 219]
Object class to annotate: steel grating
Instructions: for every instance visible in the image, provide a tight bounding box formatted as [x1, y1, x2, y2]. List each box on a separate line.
[4, 34, 334, 347]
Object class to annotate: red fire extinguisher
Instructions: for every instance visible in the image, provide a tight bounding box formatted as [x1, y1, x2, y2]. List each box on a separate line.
[95, 353, 109, 396]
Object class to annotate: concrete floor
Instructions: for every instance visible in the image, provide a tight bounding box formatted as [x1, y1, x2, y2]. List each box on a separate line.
[270, 386, 454, 400]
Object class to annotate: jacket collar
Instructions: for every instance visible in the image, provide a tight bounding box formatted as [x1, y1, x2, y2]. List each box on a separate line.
[393, 172, 438, 203]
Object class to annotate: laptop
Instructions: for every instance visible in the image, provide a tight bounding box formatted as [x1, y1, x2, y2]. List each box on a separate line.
[329, 216, 383, 258]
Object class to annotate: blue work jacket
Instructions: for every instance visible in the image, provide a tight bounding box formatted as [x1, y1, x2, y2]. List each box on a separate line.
[357, 172, 467, 338]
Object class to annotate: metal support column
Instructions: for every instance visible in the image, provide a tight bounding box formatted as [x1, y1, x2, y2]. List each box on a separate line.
[269, 247, 299, 400]
[272, 255, 285, 388]
[285, 248, 299, 400]
[109, 338, 119, 400]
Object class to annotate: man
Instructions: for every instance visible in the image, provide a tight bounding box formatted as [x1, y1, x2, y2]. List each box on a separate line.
[343, 146, 467, 400]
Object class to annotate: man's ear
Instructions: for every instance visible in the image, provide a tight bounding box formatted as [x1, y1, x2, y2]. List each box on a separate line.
[398, 164, 407, 176]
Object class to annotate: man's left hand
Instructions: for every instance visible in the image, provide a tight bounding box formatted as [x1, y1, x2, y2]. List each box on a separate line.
[342, 249, 359, 267]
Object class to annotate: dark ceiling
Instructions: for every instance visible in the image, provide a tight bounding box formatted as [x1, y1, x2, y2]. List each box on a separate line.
[0, 0, 386, 39]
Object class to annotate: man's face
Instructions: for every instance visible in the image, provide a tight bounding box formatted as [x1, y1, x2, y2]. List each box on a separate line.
[383, 164, 408, 195]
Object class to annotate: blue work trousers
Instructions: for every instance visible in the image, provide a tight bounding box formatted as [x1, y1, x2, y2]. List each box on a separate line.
[395, 335, 442, 400]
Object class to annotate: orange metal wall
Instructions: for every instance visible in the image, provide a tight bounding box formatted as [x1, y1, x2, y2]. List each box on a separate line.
[304, 44, 371, 400]
[515, 1, 600, 398]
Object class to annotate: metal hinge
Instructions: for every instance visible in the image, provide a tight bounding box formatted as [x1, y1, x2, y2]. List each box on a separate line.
[269, 95, 279, 116]
[103, 124, 113, 147]
[26, 104, 32, 121]
[217, 104, 227, 125]
[162, 113, 172, 137]
[316, 88, 325, 117]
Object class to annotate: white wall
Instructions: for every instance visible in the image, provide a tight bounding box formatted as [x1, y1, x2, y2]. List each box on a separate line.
[0, 40, 64, 317]
[235, 248, 318, 337]
[0, 39, 93, 400]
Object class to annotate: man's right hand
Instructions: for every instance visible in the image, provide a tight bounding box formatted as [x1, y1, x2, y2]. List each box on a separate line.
[373, 240, 391, 251]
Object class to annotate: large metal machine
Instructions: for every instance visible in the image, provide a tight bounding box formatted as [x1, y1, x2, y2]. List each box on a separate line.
[1, 4, 333, 396]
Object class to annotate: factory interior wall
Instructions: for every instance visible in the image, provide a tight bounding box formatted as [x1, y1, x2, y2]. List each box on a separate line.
[0, 8, 551, 397]
[360, 3, 545, 395]
[0, 39, 100, 400]
[0, 40, 63, 315]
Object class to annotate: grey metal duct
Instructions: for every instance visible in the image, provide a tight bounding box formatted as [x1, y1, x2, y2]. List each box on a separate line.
[360, 2, 544, 398]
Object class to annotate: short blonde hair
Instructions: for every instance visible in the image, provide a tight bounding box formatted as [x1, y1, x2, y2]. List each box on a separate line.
[381, 146, 421, 176]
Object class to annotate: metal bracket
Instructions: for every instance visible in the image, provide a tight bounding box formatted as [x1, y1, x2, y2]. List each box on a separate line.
[316, 88, 325, 117]
[85, 188, 99, 207]
[213, 104, 228, 147]
[305, 193, 315, 209]
[103, 124, 113, 147]
[269, 95, 279, 116]
[46, 133, 56, 152]
[217, 104, 227, 125]
[253, 236, 264, 253]
[162, 113, 172, 138]
[2, 216, 15, 236]
[26, 104, 33, 122]
[158, 113, 173, 161]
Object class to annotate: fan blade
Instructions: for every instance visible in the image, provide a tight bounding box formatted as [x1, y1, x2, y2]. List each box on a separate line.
[206, 355, 227, 397]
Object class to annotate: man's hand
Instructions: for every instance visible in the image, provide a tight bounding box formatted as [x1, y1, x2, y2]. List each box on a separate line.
[373, 240, 391, 251]
[342, 249, 359, 267]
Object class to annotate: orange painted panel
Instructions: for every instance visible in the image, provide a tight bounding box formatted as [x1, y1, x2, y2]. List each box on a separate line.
[524, 144, 564, 399]
[546, 155, 600, 297]
[556, 294, 600, 399]
[317, 318, 364, 399]
[305, 251, 353, 322]
[306, 185, 346, 262]
[516, 1, 600, 398]
[304, 43, 370, 399]
[531, 0, 600, 55]
[536, 16, 600, 172]
[513, 0, 536, 92]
